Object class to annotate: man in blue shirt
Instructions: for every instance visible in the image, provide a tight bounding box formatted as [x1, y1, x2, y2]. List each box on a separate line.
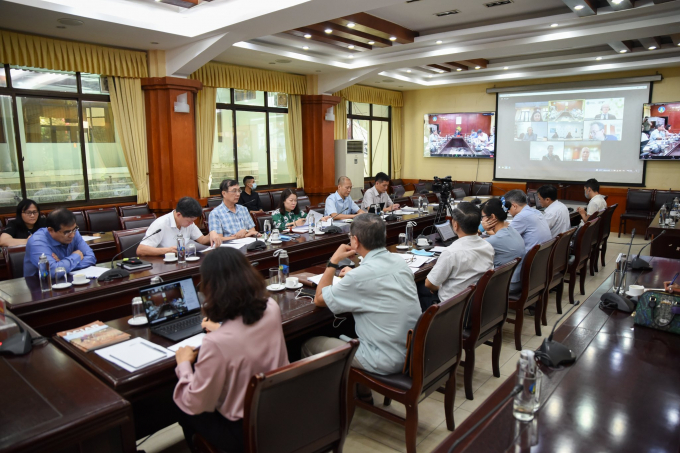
[504, 190, 551, 253]
[24, 208, 96, 277]
[209, 179, 259, 240]
[324, 176, 366, 220]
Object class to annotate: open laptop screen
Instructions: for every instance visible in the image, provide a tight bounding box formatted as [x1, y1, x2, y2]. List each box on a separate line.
[139, 278, 201, 325]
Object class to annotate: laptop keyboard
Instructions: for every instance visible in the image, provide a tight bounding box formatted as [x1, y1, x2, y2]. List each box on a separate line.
[155, 315, 201, 334]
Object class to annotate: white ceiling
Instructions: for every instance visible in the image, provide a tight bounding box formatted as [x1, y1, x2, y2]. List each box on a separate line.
[2, 0, 680, 92]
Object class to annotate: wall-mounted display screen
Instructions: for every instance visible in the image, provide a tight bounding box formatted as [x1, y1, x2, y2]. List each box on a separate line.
[640, 102, 680, 160]
[423, 112, 495, 158]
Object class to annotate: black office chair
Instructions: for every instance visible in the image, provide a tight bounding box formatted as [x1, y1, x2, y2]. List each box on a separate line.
[118, 204, 151, 217]
[207, 197, 222, 208]
[84, 208, 120, 232]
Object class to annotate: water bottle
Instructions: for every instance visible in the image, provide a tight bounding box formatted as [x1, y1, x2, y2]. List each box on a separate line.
[177, 233, 186, 263]
[275, 250, 289, 280]
[659, 204, 667, 226]
[38, 253, 52, 292]
[406, 221, 416, 247]
[418, 196, 424, 214]
[263, 219, 271, 242]
[309, 217, 315, 236]
[513, 350, 541, 421]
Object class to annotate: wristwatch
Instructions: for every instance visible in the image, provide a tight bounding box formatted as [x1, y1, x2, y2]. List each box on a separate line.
[327, 260, 340, 269]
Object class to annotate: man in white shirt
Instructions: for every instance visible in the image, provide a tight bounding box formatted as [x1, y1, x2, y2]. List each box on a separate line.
[361, 172, 400, 213]
[420, 202, 494, 311]
[649, 125, 663, 141]
[477, 129, 488, 143]
[537, 185, 571, 237]
[577, 178, 607, 224]
[137, 197, 221, 256]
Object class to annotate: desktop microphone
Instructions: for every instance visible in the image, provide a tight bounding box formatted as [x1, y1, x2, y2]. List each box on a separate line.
[630, 230, 666, 270]
[599, 228, 637, 313]
[535, 301, 580, 367]
[324, 208, 349, 234]
[471, 185, 484, 205]
[98, 229, 161, 282]
[0, 313, 33, 355]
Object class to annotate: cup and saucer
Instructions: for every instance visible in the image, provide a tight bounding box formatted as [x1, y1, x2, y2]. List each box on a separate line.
[128, 317, 148, 326]
[72, 274, 90, 286]
[313, 229, 325, 235]
[164, 253, 178, 263]
[266, 283, 285, 291]
[186, 256, 200, 262]
[285, 277, 303, 290]
[626, 285, 645, 298]
[53, 282, 72, 289]
[270, 240, 283, 245]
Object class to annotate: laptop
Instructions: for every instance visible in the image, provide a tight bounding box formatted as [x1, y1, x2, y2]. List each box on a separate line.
[368, 202, 386, 214]
[139, 277, 204, 342]
[435, 221, 457, 246]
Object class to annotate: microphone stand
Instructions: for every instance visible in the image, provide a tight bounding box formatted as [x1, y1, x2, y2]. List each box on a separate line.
[599, 228, 637, 312]
[98, 229, 161, 282]
[323, 208, 349, 234]
[630, 230, 666, 270]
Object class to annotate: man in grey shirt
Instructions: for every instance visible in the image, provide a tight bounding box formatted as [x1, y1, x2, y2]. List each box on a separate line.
[302, 214, 421, 401]
[361, 172, 400, 213]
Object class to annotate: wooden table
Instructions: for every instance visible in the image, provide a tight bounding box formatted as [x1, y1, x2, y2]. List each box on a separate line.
[4, 209, 438, 336]
[647, 210, 680, 258]
[433, 256, 680, 452]
[0, 308, 135, 453]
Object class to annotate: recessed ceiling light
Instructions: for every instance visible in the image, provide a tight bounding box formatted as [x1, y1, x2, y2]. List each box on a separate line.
[648, 46, 657, 50]
[456, 68, 462, 71]
[347, 22, 356, 28]
[596, 56, 602, 60]
[503, 66, 509, 70]
[151, 42, 159, 44]
[302, 46, 309, 50]
[304, 34, 311, 39]
[368, 41, 375, 45]
[612, 0, 623, 3]
[428, 75, 433, 78]
[475, 66, 481, 69]
[436, 40, 443, 44]
[57, 18, 84, 26]
[349, 55, 353, 58]
[316, 70, 321, 72]
[407, 69, 412, 73]
[269, 62, 276, 64]
[325, 28, 332, 34]
[551, 23, 558, 28]
[574, 5, 584, 10]
[56, 25, 66, 29]
[348, 45, 355, 49]
[619, 49, 628, 53]
[678, 43, 680, 46]
[155, 0, 161, 2]
[389, 36, 397, 41]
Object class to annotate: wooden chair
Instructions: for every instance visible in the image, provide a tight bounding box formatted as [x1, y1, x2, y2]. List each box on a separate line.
[258, 192, 273, 212]
[84, 208, 120, 232]
[252, 212, 273, 231]
[3, 245, 26, 279]
[207, 197, 222, 208]
[113, 228, 148, 259]
[564, 218, 600, 305]
[471, 182, 492, 196]
[453, 181, 472, 196]
[270, 191, 283, 209]
[462, 259, 520, 400]
[586, 210, 603, 276]
[348, 287, 475, 453]
[652, 189, 680, 213]
[618, 189, 653, 237]
[201, 207, 214, 232]
[119, 214, 157, 230]
[452, 188, 466, 200]
[72, 211, 88, 232]
[118, 203, 151, 217]
[593, 204, 617, 272]
[195, 340, 359, 453]
[543, 228, 577, 325]
[507, 238, 557, 351]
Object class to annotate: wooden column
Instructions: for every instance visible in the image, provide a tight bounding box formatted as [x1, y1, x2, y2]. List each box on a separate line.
[141, 77, 202, 211]
[301, 95, 341, 204]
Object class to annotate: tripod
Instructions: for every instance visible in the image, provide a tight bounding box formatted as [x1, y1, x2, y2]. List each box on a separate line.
[420, 191, 457, 241]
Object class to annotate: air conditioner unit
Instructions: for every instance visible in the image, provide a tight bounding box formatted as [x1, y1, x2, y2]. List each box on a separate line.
[334, 140, 365, 200]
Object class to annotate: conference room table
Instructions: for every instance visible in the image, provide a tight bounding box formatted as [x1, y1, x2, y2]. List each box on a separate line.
[433, 255, 680, 453]
[0, 308, 135, 453]
[647, 210, 680, 258]
[1, 207, 439, 337]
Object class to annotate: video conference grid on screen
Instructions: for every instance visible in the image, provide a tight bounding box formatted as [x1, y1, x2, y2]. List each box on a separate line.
[495, 84, 649, 185]
[424, 112, 495, 159]
[640, 102, 680, 160]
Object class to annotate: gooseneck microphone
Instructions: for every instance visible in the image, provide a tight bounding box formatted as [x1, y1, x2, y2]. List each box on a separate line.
[630, 230, 666, 270]
[535, 300, 580, 367]
[98, 229, 161, 282]
[324, 208, 349, 234]
[599, 228, 637, 312]
[471, 185, 484, 205]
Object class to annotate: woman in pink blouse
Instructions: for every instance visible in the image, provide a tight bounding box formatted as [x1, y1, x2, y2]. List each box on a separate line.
[173, 247, 289, 452]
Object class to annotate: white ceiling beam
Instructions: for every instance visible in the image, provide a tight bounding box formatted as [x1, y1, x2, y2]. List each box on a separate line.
[166, 32, 235, 77]
[609, 41, 634, 53]
[638, 36, 661, 50]
[317, 67, 382, 94]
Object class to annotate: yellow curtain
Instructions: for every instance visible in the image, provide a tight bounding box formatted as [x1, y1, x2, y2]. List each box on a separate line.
[333, 85, 403, 107]
[107, 77, 149, 203]
[1, 30, 148, 78]
[287, 95, 304, 188]
[391, 107, 403, 179]
[190, 62, 306, 94]
[334, 99, 347, 140]
[196, 87, 217, 198]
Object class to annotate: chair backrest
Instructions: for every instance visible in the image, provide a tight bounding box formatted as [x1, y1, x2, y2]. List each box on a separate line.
[472, 182, 492, 196]
[113, 228, 148, 259]
[391, 185, 406, 198]
[452, 188, 466, 200]
[84, 208, 120, 232]
[391, 178, 404, 187]
[517, 238, 557, 301]
[626, 188, 654, 212]
[73, 211, 88, 232]
[120, 214, 157, 230]
[653, 190, 680, 211]
[269, 191, 283, 209]
[587, 210, 603, 247]
[418, 180, 433, 192]
[207, 197, 222, 208]
[425, 193, 439, 204]
[413, 182, 428, 194]
[295, 188, 306, 198]
[598, 204, 617, 241]
[549, 227, 577, 281]
[526, 190, 538, 208]
[574, 218, 600, 266]
[253, 213, 273, 231]
[243, 340, 359, 453]
[259, 192, 273, 212]
[118, 204, 151, 217]
[411, 286, 475, 393]
[453, 182, 472, 196]
[467, 259, 521, 336]
[201, 207, 214, 231]
[3, 246, 26, 279]
[297, 196, 311, 213]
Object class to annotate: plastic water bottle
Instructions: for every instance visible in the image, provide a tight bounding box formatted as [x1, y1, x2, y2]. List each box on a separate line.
[418, 196, 424, 214]
[659, 204, 667, 226]
[276, 250, 289, 280]
[177, 233, 186, 263]
[309, 217, 315, 236]
[263, 219, 271, 242]
[38, 253, 51, 292]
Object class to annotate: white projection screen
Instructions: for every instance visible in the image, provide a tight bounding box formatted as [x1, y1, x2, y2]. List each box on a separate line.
[495, 83, 650, 185]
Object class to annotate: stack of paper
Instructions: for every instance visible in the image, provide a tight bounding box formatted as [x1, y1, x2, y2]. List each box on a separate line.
[307, 274, 342, 286]
[292, 226, 309, 233]
[81, 235, 100, 242]
[69, 266, 109, 278]
[431, 246, 447, 253]
[168, 333, 206, 352]
[95, 337, 173, 372]
[397, 254, 431, 269]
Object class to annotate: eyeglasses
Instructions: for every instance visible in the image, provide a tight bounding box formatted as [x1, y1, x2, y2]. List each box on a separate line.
[23, 210, 39, 216]
[60, 226, 79, 236]
[228, 189, 242, 194]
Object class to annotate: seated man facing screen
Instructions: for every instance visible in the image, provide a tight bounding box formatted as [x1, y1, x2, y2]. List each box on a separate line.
[324, 176, 366, 220]
[537, 185, 571, 237]
[577, 178, 607, 224]
[361, 172, 400, 213]
[137, 197, 221, 256]
[210, 179, 260, 240]
[502, 190, 551, 252]
[481, 199, 525, 293]
[237, 175, 263, 213]
[302, 214, 420, 386]
[24, 208, 96, 277]
[420, 203, 494, 311]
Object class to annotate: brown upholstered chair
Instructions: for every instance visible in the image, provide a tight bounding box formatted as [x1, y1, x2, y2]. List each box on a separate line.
[586, 210, 603, 276]
[119, 214, 157, 230]
[297, 196, 311, 213]
[618, 189, 653, 237]
[252, 212, 273, 231]
[201, 207, 214, 232]
[258, 192, 273, 212]
[543, 228, 577, 325]
[3, 245, 26, 279]
[592, 204, 617, 272]
[118, 203, 151, 217]
[207, 197, 222, 208]
[462, 259, 520, 400]
[564, 218, 600, 305]
[453, 181, 472, 196]
[391, 185, 406, 198]
[391, 178, 404, 187]
[348, 286, 475, 453]
[84, 208, 120, 232]
[526, 190, 540, 208]
[413, 182, 428, 194]
[418, 180, 433, 192]
[113, 228, 148, 259]
[295, 188, 306, 198]
[652, 189, 680, 213]
[471, 182, 492, 196]
[270, 191, 283, 209]
[72, 211, 88, 232]
[507, 238, 557, 351]
[452, 188, 466, 200]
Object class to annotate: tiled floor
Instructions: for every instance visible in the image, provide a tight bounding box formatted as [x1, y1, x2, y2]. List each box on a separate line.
[143, 233, 647, 453]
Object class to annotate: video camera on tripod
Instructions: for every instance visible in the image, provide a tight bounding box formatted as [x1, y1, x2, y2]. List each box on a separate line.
[432, 176, 453, 202]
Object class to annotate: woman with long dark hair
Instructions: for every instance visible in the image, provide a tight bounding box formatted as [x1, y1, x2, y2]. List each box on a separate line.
[0, 199, 46, 247]
[173, 247, 288, 452]
[271, 188, 307, 230]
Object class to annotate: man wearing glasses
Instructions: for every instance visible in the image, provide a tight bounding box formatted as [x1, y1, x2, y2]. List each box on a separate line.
[24, 208, 96, 277]
[210, 179, 260, 240]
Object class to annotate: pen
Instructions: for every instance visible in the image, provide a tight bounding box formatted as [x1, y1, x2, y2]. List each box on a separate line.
[670, 272, 679, 287]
